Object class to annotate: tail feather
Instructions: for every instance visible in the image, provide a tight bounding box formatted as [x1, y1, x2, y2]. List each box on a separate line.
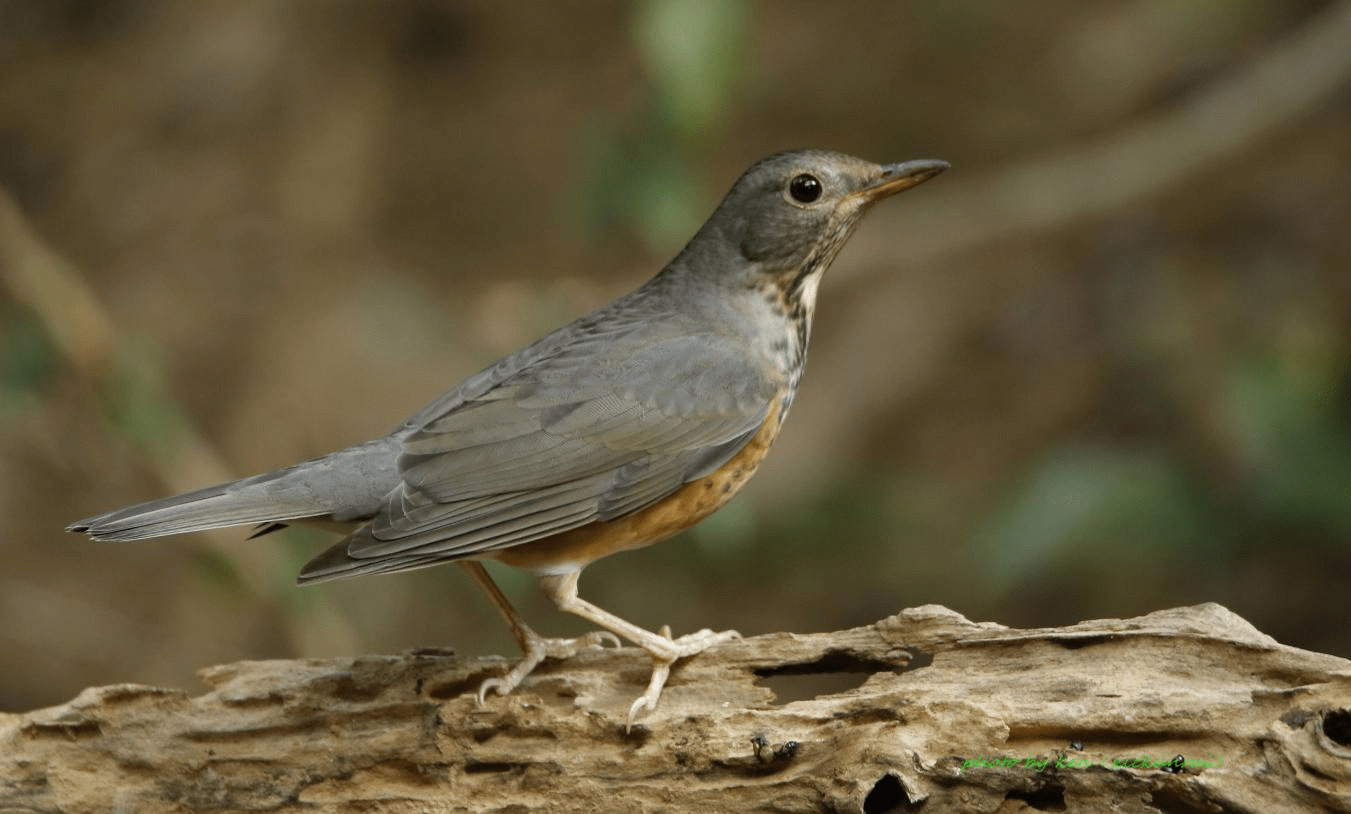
[68, 438, 402, 542]
[68, 475, 330, 542]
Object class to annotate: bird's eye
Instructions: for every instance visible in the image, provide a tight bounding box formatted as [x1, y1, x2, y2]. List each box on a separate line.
[788, 173, 822, 204]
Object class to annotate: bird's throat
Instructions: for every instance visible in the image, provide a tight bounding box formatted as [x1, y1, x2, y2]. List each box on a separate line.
[751, 263, 821, 397]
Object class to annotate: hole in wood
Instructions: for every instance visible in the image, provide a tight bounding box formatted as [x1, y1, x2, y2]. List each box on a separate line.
[464, 761, 521, 774]
[426, 671, 499, 700]
[863, 772, 919, 813]
[753, 649, 927, 705]
[1006, 784, 1066, 811]
[1323, 708, 1351, 748]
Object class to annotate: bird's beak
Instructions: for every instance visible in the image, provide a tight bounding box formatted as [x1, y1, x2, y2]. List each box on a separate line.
[861, 159, 950, 201]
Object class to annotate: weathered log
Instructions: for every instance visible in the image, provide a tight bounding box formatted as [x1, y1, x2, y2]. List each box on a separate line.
[3, 604, 1349, 813]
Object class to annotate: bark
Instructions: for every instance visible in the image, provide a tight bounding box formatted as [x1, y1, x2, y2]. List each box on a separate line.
[3, 604, 1350, 813]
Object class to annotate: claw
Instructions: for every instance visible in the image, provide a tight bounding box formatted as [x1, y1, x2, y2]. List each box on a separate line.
[534, 571, 741, 728]
[623, 628, 741, 730]
[589, 630, 623, 649]
[476, 675, 518, 704]
[626, 660, 672, 730]
[475, 630, 618, 705]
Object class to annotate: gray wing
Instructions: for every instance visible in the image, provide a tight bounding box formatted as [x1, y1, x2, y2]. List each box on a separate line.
[300, 322, 780, 579]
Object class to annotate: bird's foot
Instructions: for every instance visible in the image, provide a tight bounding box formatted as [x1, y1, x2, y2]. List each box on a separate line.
[625, 626, 741, 729]
[477, 629, 621, 703]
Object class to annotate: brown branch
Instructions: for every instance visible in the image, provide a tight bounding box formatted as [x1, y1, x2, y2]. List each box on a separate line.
[4, 604, 1349, 812]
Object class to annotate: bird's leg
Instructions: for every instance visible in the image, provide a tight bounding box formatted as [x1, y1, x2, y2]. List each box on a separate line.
[538, 570, 740, 727]
[459, 562, 619, 702]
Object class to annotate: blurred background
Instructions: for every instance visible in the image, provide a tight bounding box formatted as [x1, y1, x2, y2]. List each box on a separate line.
[2, 0, 1349, 712]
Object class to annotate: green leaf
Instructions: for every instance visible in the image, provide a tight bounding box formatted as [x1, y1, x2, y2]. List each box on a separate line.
[632, 0, 750, 139]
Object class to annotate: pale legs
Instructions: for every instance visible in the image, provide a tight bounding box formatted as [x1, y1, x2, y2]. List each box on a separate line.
[459, 562, 618, 702]
[461, 562, 739, 725]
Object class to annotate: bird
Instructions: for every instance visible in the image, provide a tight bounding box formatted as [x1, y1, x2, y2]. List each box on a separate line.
[69, 149, 948, 724]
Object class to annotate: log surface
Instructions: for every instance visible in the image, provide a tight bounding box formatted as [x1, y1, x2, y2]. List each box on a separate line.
[3, 604, 1350, 813]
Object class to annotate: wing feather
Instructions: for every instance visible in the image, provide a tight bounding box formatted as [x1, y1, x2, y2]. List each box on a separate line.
[305, 320, 784, 577]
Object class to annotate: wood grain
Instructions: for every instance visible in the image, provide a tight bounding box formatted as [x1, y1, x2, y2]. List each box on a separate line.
[4, 604, 1349, 813]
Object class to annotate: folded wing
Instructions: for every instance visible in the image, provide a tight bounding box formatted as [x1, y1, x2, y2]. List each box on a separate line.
[298, 328, 779, 582]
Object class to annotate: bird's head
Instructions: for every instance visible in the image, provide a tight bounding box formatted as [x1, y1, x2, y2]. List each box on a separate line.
[721, 150, 946, 272]
[671, 150, 947, 312]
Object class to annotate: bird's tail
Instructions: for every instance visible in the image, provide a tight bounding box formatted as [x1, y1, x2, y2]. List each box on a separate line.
[68, 440, 399, 542]
[68, 473, 320, 541]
